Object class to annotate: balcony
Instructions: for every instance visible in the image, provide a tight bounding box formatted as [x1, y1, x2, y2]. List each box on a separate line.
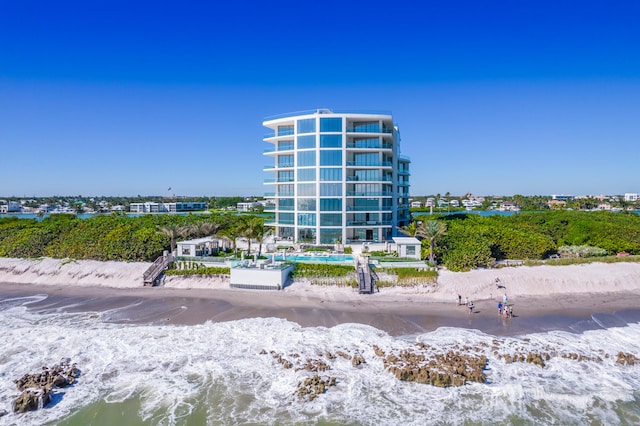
[346, 176, 393, 182]
[346, 126, 393, 134]
[264, 192, 275, 197]
[346, 192, 393, 197]
[346, 206, 382, 211]
[346, 221, 393, 226]
[346, 142, 393, 150]
[346, 161, 393, 168]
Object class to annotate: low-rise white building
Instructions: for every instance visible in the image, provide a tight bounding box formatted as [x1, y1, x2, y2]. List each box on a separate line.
[392, 237, 422, 260]
[624, 193, 639, 202]
[130, 201, 207, 213]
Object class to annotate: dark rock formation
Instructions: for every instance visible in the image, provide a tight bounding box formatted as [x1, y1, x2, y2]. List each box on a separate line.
[12, 359, 79, 414]
[296, 375, 337, 401]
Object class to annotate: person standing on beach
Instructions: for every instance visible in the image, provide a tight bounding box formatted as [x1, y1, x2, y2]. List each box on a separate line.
[465, 296, 469, 306]
[498, 302, 503, 315]
[468, 300, 474, 315]
[458, 294, 462, 305]
[503, 293, 508, 305]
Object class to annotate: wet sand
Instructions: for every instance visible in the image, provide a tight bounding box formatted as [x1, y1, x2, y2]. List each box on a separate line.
[2, 281, 640, 337]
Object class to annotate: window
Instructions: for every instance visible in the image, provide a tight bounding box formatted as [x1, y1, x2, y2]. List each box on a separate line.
[320, 183, 342, 196]
[406, 246, 416, 256]
[297, 118, 316, 134]
[278, 125, 294, 136]
[279, 212, 294, 225]
[297, 199, 316, 211]
[277, 171, 294, 182]
[298, 135, 316, 149]
[320, 168, 341, 181]
[297, 151, 316, 166]
[320, 228, 342, 244]
[278, 184, 294, 196]
[320, 150, 342, 166]
[278, 140, 294, 151]
[278, 155, 293, 168]
[320, 198, 342, 211]
[298, 227, 316, 242]
[320, 134, 342, 148]
[320, 117, 342, 132]
[354, 170, 379, 181]
[297, 183, 316, 196]
[351, 121, 379, 132]
[351, 137, 379, 148]
[297, 168, 316, 181]
[279, 198, 294, 210]
[320, 213, 342, 226]
[297, 213, 316, 226]
[353, 198, 378, 210]
[353, 153, 378, 166]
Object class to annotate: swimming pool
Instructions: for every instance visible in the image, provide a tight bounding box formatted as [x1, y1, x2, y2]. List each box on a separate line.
[274, 254, 354, 263]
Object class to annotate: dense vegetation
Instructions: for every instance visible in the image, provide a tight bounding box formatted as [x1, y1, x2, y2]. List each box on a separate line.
[0, 213, 265, 262]
[414, 211, 640, 272]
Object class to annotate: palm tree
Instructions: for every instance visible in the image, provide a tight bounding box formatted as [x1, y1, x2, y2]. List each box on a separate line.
[399, 222, 418, 237]
[417, 220, 447, 264]
[240, 216, 265, 255]
[157, 223, 189, 254]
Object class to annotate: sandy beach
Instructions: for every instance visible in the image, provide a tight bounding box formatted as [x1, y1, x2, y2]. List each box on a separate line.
[1, 257, 640, 336]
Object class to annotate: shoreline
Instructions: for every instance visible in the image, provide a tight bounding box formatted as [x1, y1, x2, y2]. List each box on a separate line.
[1, 257, 640, 336]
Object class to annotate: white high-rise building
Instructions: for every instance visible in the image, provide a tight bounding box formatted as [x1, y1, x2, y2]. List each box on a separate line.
[263, 109, 410, 245]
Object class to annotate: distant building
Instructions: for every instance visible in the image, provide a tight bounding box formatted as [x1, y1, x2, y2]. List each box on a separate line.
[0, 201, 22, 213]
[552, 194, 574, 201]
[410, 201, 423, 208]
[624, 193, 639, 202]
[237, 202, 261, 212]
[129, 201, 207, 213]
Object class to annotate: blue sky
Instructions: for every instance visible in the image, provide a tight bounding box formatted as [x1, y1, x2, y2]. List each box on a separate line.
[1, 0, 639, 197]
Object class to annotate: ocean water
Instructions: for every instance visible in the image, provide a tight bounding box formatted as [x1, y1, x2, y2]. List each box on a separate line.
[0, 295, 639, 425]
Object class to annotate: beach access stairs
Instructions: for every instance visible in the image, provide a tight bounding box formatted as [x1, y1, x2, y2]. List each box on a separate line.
[356, 255, 377, 294]
[143, 251, 174, 286]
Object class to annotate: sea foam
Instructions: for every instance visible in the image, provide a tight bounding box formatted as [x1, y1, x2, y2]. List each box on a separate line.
[0, 296, 639, 425]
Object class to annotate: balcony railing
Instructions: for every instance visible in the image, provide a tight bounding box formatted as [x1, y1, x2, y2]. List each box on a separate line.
[346, 161, 393, 167]
[346, 191, 393, 197]
[346, 126, 393, 134]
[346, 176, 393, 182]
[346, 206, 387, 211]
[346, 221, 393, 226]
[264, 192, 275, 197]
[346, 142, 393, 150]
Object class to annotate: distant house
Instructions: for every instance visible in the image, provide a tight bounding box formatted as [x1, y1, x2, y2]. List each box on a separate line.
[449, 199, 460, 208]
[237, 202, 260, 212]
[410, 201, 423, 208]
[624, 193, 639, 202]
[0, 201, 22, 213]
[547, 200, 566, 209]
[425, 198, 435, 207]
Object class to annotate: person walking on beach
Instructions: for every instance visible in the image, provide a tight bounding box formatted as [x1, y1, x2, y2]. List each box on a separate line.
[503, 293, 508, 305]
[468, 300, 474, 315]
[458, 294, 462, 305]
[465, 296, 469, 306]
[498, 302, 503, 315]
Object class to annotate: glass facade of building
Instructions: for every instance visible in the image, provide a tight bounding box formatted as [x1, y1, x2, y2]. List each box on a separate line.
[264, 109, 410, 244]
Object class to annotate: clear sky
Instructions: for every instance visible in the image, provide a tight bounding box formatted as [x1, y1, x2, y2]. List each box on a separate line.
[1, 0, 639, 197]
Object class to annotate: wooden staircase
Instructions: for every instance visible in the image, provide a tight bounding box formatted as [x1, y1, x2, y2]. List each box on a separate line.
[143, 252, 173, 286]
[356, 255, 376, 294]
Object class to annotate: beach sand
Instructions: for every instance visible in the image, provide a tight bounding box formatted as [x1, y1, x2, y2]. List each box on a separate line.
[1, 257, 640, 336]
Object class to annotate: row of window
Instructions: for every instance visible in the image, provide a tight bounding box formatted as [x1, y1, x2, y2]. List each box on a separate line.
[277, 213, 392, 227]
[277, 136, 390, 151]
[277, 118, 392, 136]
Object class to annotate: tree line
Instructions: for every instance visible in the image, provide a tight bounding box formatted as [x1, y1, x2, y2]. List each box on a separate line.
[0, 213, 265, 262]
[409, 211, 640, 271]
